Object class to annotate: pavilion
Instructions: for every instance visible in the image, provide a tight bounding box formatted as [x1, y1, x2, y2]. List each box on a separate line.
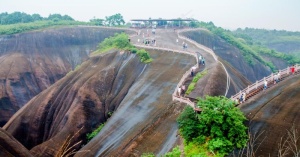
[130, 18, 195, 28]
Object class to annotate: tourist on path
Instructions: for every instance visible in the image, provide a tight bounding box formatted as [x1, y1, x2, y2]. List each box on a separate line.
[177, 87, 182, 96]
[242, 92, 246, 103]
[181, 85, 186, 96]
[264, 80, 268, 90]
[290, 65, 295, 74]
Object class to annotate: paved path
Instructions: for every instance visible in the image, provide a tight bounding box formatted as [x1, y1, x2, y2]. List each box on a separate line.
[130, 28, 222, 109]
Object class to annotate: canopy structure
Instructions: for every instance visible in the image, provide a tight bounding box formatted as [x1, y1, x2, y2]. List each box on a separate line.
[130, 18, 195, 28]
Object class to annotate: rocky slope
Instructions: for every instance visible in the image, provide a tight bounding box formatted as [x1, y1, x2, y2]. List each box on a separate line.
[182, 30, 272, 82]
[0, 26, 128, 126]
[239, 74, 300, 156]
[3, 50, 145, 156]
[0, 128, 33, 157]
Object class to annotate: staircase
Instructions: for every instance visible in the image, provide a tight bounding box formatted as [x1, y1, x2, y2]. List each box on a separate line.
[231, 64, 300, 105]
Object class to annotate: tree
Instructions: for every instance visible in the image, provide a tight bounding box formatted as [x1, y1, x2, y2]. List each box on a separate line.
[31, 13, 43, 21]
[48, 14, 74, 21]
[89, 18, 104, 26]
[105, 13, 125, 26]
[177, 96, 248, 155]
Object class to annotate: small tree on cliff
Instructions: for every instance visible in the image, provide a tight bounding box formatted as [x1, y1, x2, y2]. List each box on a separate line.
[177, 96, 248, 155]
[105, 13, 125, 26]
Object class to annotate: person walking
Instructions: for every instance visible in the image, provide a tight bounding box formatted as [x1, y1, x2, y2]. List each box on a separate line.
[291, 65, 295, 74]
[274, 73, 278, 84]
[264, 80, 268, 90]
[181, 85, 186, 95]
[242, 92, 246, 103]
[202, 58, 205, 65]
[177, 87, 182, 96]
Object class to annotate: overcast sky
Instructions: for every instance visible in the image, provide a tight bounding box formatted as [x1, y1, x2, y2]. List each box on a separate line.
[1, 0, 300, 31]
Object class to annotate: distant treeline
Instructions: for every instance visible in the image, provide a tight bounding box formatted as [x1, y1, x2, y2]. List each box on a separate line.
[234, 28, 300, 45]
[0, 12, 126, 35]
[0, 12, 74, 25]
[192, 21, 300, 71]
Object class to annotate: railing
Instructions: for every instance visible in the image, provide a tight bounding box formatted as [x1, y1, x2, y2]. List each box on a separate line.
[176, 29, 231, 97]
[133, 42, 199, 109]
[231, 64, 300, 102]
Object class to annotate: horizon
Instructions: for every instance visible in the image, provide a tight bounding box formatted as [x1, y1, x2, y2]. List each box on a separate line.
[1, 0, 300, 32]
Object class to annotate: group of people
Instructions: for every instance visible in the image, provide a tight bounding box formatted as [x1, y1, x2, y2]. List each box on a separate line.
[191, 66, 197, 77]
[198, 55, 205, 65]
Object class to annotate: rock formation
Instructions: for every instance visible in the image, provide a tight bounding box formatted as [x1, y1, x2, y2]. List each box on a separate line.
[0, 26, 128, 126]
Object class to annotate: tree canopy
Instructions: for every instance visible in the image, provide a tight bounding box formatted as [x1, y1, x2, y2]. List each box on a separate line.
[105, 13, 125, 26]
[0, 12, 74, 25]
[177, 96, 248, 155]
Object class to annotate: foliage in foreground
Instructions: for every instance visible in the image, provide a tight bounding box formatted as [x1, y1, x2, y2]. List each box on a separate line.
[86, 123, 105, 141]
[95, 33, 152, 63]
[141, 146, 181, 157]
[177, 96, 248, 155]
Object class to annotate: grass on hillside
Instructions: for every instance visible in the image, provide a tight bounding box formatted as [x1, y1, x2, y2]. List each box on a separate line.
[186, 70, 207, 95]
[0, 20, 90, 35]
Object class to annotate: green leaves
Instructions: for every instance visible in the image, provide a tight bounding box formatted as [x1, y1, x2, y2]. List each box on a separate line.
[177, 96, 248, 155]
[86, 123, 105, 141]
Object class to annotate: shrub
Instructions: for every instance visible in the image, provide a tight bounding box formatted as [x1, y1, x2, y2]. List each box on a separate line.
[136, 49, 152, 63]
[177, 96, 248, 155]
[86, 123, 105, 141]
[97, 32, 132, 53]
[186, 70, 207, 95]
[163, 146, 181, 157]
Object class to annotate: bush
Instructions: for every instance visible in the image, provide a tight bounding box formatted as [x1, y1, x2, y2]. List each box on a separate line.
[186, 70, 207, 95]
[177, 96, 248, 155]
[163, 146, 181, 157]
[136, 49, 152, 63]
[97, 32, 132, 53]
[86, 123, 105, 141]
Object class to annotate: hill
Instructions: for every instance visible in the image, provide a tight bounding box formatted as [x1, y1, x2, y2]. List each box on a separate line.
[0, 26, 129, 126]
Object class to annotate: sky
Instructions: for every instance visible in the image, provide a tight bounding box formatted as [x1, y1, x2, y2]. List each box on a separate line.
[1, 0, 300, 31]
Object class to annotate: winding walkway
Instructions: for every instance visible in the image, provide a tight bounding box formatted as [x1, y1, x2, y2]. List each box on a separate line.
[129, 28, 230, 110]
[231, 64, 300, 104]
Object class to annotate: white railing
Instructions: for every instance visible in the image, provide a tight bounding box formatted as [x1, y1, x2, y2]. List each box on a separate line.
[231, 64, 300, 102]
[176, 29, 231, 97]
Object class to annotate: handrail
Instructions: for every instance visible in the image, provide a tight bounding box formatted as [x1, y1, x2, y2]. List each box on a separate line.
[176, 28, 231, 97]
[231, 64, 300, 102]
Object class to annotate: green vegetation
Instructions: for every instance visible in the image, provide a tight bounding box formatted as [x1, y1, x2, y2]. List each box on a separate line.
[177, 96, 248, 156]
[0, 12, 74, 25]
[190, 21, 300, 71]
[0, 12, 126, 35]
[94, 33, 152, 63]
[163, 146, 181, 157]
[233, 28, 300, 65]
[0, 20, 88, 35]
[141, 146, 181, 157]
[96, 32, 132, 53]
[86, 123, 105, 141]
[186, 70, 207, 95]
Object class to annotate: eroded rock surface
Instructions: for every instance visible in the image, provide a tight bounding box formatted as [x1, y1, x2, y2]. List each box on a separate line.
[4, 50, 144, 156]
[0, 128, 33, 157]
[0, 26, 127, 126]
[240, 74, 300, 156]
